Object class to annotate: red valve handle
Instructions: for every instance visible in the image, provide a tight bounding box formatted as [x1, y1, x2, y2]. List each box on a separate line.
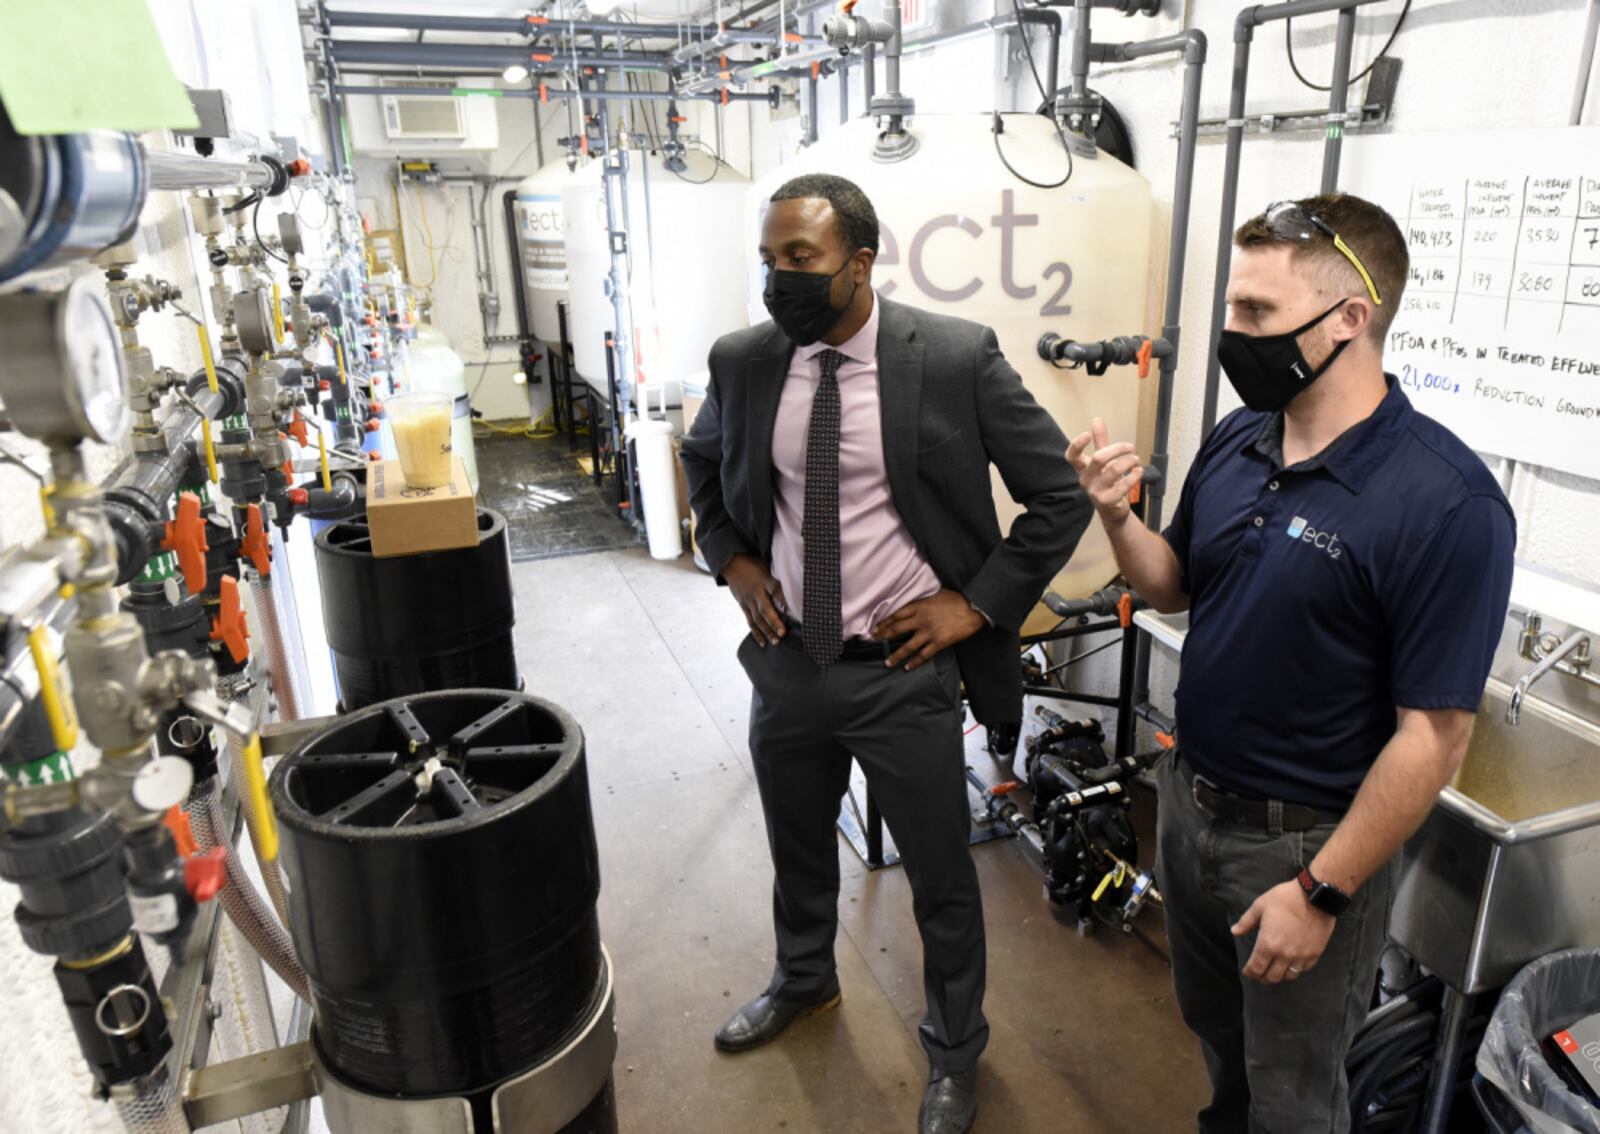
[184, 847, 229, 903]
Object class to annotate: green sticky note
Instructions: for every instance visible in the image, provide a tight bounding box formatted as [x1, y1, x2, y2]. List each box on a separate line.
[0, 0, 200, 135]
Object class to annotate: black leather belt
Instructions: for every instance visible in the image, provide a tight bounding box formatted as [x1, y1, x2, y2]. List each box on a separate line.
[780, 619, 909, 662]
[1176, 754, 1343, 832]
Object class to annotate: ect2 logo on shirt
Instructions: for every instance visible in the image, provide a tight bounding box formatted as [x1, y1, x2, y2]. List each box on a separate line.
[1286, 515, 1343, 560]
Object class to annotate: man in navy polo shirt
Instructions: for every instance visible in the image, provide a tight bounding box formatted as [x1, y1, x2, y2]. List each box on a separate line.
[1068, 193, 1515, 1132]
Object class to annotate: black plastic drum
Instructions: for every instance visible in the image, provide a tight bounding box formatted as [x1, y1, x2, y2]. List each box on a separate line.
[269, 690, 613, 1130]
[313, 509, 518, 709]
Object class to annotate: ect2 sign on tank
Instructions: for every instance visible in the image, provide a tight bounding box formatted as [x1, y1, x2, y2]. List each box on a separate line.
[872, 190, 1074, 318]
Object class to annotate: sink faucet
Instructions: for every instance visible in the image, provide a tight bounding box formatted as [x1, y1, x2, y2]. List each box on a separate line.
[1506, 630, 1591, 725]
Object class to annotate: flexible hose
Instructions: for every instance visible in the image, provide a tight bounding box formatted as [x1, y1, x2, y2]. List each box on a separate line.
[190, 784, 310, 1004]
[112, 1064, 189, 1134]
[223, 722, 291, 925]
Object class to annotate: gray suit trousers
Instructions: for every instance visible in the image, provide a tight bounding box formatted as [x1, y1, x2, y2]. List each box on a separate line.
[739, 632, 990, 1076]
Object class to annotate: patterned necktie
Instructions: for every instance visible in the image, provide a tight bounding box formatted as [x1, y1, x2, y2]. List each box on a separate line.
[802, 349, 845, 667]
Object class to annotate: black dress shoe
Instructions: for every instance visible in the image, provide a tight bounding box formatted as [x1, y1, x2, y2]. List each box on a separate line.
[713, 986, 842, 1053]
[919, 1068, 978, 1134]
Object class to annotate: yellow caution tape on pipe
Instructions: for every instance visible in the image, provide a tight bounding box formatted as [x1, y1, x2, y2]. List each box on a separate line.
[27, 625, 79, 753]
[272, 283, 286, 344]
[241, 734, 278, 861]
[200, 417, 219, 483]
[317, 427, 332, 492]
[197, 323, 219, 394]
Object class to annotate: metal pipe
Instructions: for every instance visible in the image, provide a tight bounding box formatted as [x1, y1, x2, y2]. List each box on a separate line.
[1200, 0, 1391, 437]
[1199, 18, 1255, 439]
[333, 83, 773, 103]
[1072, 0, 1091, 97]
[1010, 8, 1063, 98]
[1573, 0, 1600, 125]
[1321, 7, 1356, 192]
[883, 0, 903, 105]
[328, 40, 673, 71]
[142, 148, 281, 194]
[864, 43, 877, 105]
[1092, 29, 1206, 707]
[326, 7, 715, 38]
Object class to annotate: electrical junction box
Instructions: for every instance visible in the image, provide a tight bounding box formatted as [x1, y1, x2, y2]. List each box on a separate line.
[365, 457, 479, 558]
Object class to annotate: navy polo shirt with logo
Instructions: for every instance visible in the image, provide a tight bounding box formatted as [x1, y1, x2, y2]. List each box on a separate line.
[1163, 378, 1516, 812]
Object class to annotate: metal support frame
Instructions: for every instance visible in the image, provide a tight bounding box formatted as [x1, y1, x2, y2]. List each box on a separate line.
[1200, 0, 1395, 438]
[843, 614, 1142, 871]
[1419, 987, 1476, 1134]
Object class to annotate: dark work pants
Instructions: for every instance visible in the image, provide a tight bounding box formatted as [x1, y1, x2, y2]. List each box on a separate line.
[1155, 751, 1396, 1134]
[738, 633, 989, 1076]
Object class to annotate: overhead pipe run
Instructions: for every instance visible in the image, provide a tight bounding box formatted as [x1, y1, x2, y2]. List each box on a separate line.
[328, 40, 675, 72]
[1198, 0, 1395, 439]
[333, 83, 778, 105]
[325, 9, 714, 38]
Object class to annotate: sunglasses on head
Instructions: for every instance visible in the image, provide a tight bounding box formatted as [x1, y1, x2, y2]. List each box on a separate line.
[1263, 200, 1383, 308]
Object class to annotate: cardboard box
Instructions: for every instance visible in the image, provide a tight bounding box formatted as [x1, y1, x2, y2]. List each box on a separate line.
[366, 456, 479, 558]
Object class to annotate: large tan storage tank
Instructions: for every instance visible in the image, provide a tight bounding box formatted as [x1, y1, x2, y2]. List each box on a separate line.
[746, 115, 1153, 603]
[564, 148, 749, 400]
[513, 158, 587, 344]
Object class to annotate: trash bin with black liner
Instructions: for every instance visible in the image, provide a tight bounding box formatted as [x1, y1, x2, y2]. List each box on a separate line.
[1475, 947, 1600, 1134]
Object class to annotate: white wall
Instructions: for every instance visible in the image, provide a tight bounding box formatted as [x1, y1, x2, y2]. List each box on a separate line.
[746, 0, 1600, 720]
[342, 73, 758, 423]
[347, 87, 560, 422]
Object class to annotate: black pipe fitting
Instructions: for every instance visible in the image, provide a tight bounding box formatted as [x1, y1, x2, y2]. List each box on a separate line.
[54, 940, 173, 1090]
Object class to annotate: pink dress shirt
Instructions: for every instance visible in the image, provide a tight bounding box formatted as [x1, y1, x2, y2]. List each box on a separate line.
[770, 293, 943, 639]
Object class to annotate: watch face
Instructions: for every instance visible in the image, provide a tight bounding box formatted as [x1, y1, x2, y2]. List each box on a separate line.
[63, 278, 130, 444]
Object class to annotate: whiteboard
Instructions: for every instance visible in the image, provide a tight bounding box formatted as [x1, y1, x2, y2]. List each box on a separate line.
[1342, 128, 1600, 480]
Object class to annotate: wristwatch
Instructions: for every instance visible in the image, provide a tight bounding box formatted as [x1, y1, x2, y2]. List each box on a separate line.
[1297, 867, 1352, 917]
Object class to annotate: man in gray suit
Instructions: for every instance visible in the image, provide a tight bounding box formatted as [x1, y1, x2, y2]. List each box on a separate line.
[681, 173, 1090, 1134]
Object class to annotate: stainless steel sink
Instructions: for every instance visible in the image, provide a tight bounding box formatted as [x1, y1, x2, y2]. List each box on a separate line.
[1389, 679, 1600, 994]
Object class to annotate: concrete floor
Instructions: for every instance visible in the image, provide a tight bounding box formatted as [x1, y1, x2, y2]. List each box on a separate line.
[509, 547, 1210, 1134]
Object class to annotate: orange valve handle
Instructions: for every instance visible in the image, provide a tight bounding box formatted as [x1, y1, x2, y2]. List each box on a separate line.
[287, 413, 310, 448]
[243, 504, 271, 578]
[164, 806, 198, 858]
[1156, 731, 1176, 750]
[1136, 338, 1153, 379]
[1117, 591, 1134, 629]
[210, 575, 250, 663]
[991, 781, 1023, 796]
[1128, 476, 1142, 507]
[161, 492, 210, 597]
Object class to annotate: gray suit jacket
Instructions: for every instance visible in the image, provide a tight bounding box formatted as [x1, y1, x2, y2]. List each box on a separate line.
[679, 295, 1091, 726]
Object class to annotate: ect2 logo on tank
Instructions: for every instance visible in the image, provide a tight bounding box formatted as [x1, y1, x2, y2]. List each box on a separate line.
[871, 190, 1074, 317]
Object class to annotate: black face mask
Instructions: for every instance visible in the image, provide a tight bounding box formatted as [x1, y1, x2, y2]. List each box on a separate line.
[1217, 299, 1351, 413]
[763, 257, 858, 346]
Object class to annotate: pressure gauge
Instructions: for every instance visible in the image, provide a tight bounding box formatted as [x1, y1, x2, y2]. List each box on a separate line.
[0, 275, 130, 444]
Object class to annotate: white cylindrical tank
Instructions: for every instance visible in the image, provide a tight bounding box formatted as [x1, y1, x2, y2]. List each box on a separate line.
[627, 416, 683, 559]
[746, 115, 1153, 603]
[563, 148, 749, 402]
[513, 158, 586, 344]
[403, 324, 479, 493]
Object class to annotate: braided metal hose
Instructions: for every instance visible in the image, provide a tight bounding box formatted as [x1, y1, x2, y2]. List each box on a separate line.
[189, 783, 309, 1004]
